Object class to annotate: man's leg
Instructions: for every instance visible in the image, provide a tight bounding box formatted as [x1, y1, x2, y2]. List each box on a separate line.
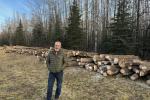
[47, 72, 55, 100]
[54, 71, 63, 99]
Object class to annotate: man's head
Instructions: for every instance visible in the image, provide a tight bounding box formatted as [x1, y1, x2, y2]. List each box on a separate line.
[54, 41, 62, 52]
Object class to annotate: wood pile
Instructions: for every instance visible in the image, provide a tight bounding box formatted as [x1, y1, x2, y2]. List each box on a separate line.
[3, 46, 150, 85]
[4, 46, 49, 62]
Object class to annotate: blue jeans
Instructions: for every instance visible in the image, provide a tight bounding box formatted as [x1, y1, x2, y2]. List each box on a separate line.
[47, 70, 63, 100]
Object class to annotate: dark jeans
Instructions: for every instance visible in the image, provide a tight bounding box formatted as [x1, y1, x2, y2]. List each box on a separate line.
[47, 70, 63, 100]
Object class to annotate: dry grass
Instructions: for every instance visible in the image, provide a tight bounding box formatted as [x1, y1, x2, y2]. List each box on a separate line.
[0, 49, 48, 100]
[0, 48, 150, 100]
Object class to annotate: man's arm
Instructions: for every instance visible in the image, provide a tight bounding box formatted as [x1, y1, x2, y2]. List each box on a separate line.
[46, 50, 51, 70]
[63, 55, 67, 64]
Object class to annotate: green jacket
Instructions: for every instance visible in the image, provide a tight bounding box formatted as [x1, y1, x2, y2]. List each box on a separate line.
[46, 48, 66, 72]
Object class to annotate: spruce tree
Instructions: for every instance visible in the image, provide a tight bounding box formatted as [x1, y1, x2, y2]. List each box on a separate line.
[55, 14, 63, 41]
[64, 0, 84, 50]
[14, 19, 24, 45]
[32, 20, 46, 47]
[110, 0, 133, 54]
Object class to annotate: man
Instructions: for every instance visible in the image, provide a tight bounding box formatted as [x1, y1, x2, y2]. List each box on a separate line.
[46, 41, 66, 100]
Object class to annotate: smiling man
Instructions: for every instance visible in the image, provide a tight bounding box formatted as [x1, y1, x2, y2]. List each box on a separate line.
[46, 40, 66, 100]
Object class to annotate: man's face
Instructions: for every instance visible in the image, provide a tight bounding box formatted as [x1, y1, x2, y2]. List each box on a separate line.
[54, 42, 61, 51]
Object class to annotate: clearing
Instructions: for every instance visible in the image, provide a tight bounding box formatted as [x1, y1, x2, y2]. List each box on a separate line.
[0, 47, 150, 100]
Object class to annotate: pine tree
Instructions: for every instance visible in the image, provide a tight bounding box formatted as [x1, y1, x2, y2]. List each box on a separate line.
[32, 20, 46, 47]
[54, 14, 63, 41]
[110, 0, 133, 54]
[139, 25, 150, 59]
[14, 19, 24, 45]
[64, 0, 84, 50]
[46, 14, 63, 47]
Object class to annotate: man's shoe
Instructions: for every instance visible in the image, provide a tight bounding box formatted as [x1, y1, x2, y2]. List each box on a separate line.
[55, 98, 59, 100]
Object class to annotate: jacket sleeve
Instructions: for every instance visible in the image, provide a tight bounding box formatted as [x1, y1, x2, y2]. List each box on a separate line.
[63, 54, 67, 64]
[46, 50, 51, 70]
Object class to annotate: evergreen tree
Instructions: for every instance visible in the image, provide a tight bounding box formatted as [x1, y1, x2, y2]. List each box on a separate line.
[47, 19, 52, 46]
[48, 14, 63, 46]
[64, 0, 84, 50]
[32, 20, 46, 47]
[139, 25, 150, 59]
[14, 19, 24, 45]
[110, 0, 133, 54]
[54, 14, 63, 41]
[0, 33, 9, 46]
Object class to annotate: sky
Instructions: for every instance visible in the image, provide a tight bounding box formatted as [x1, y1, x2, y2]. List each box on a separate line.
[0, 0, 31, 25]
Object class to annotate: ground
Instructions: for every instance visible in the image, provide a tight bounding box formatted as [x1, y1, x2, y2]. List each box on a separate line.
[0, 47, 150, 100]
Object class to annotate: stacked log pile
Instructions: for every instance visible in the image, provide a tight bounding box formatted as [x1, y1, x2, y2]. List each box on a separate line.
[4, 46, 49, 62]
[3, 46, 150, 85]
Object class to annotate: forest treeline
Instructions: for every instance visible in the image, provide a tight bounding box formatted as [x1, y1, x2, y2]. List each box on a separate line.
[0, 0, 150, 59]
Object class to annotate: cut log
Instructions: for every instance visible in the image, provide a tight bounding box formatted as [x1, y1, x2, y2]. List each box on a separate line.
[120, 68, 133, 75]
[73, 51, 98, 57]
[138, 62, 150, 77]
[107, 65, 120, 75]
[99, 65, 107, 72]
[78, 62, 86, 66]
[5, 49, 17, 53]
[77, 58, 93, 63]
[111, 55, 139, 60]
[113, 57, 119, 64]
[105, 55, 113, 61]
[128, 65, 132, 70]
[119, 59, 133, 68]
[139, 65, 148, 70]
[85, 63, 96, 71]
[130, 73, 139, 81]
[102, 72, 108, 76]
[98, 65, 108, 75]
[106, 65, 112, 70]
[99, 54, 105, 59]
[132, 59, 143, 66]
[139, 70, 149, 76]
[66, 51, 76, 57]
[93, 55, 105, 63]
[93, 65, 98, 71]
[146, 80, 150, 86]
[97, 61, 102, 66]
[101, 61, 112, 65]
[132, 66, 140, 73]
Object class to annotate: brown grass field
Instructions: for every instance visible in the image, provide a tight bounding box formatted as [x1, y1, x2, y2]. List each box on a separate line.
[0, 46, 150, 100]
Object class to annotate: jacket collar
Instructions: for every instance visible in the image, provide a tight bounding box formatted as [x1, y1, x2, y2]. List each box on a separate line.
[52, 48, 62, 55]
